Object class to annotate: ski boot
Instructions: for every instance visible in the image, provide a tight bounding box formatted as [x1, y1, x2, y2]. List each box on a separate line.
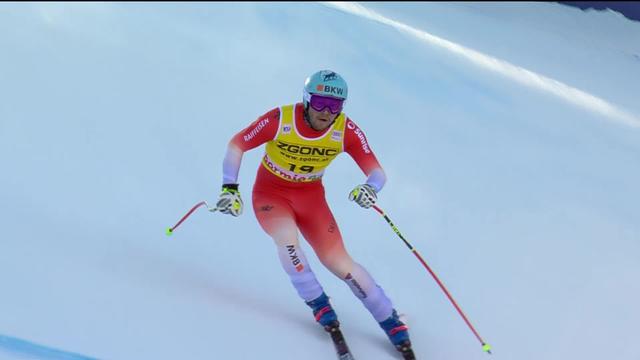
[306, 292, 339, 330]
[379, 310, 415, 359]
[306, 293, 354, 359]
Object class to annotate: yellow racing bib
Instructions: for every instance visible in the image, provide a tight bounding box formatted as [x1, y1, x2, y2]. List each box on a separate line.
[262, 104, 346, 182]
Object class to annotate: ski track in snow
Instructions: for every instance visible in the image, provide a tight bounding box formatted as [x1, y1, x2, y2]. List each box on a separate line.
[322, 2, 640, 129]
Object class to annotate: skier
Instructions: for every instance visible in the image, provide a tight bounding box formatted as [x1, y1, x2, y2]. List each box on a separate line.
[215, 70, 413, 357]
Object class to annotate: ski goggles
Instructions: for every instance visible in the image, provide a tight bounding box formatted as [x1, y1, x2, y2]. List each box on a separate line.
[309, 94, 344, 114]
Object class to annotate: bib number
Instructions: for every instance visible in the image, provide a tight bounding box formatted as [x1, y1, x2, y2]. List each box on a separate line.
[288, 164, 315, 173]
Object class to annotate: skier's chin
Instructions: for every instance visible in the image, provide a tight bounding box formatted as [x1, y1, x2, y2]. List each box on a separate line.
[312, 119, 330, 130]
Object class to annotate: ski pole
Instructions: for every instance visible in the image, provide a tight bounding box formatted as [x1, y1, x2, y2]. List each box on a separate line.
[371, 205, 492, 355]
[166, 201, 215, 236]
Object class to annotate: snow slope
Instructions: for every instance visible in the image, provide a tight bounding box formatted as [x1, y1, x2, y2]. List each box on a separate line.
[1, 2, 639, 359]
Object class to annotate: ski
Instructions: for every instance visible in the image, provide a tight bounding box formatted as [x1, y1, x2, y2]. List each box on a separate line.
[396, 341, 416, 360]
[325, 322, 355, 360]
[396, 314, 416, 359]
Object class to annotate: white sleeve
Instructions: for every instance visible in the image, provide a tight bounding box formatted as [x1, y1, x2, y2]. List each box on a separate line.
[222, 143, 244, 185]
[365, 168, 387, 193]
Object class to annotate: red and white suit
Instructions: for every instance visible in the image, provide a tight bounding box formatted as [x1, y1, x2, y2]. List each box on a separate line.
[222, 103, 393, 322]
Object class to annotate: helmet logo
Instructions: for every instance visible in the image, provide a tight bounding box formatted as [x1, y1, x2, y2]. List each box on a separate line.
[322, 85, 344, 96]
[316, 84, 324, 91]
[322, 72, 338, 81]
